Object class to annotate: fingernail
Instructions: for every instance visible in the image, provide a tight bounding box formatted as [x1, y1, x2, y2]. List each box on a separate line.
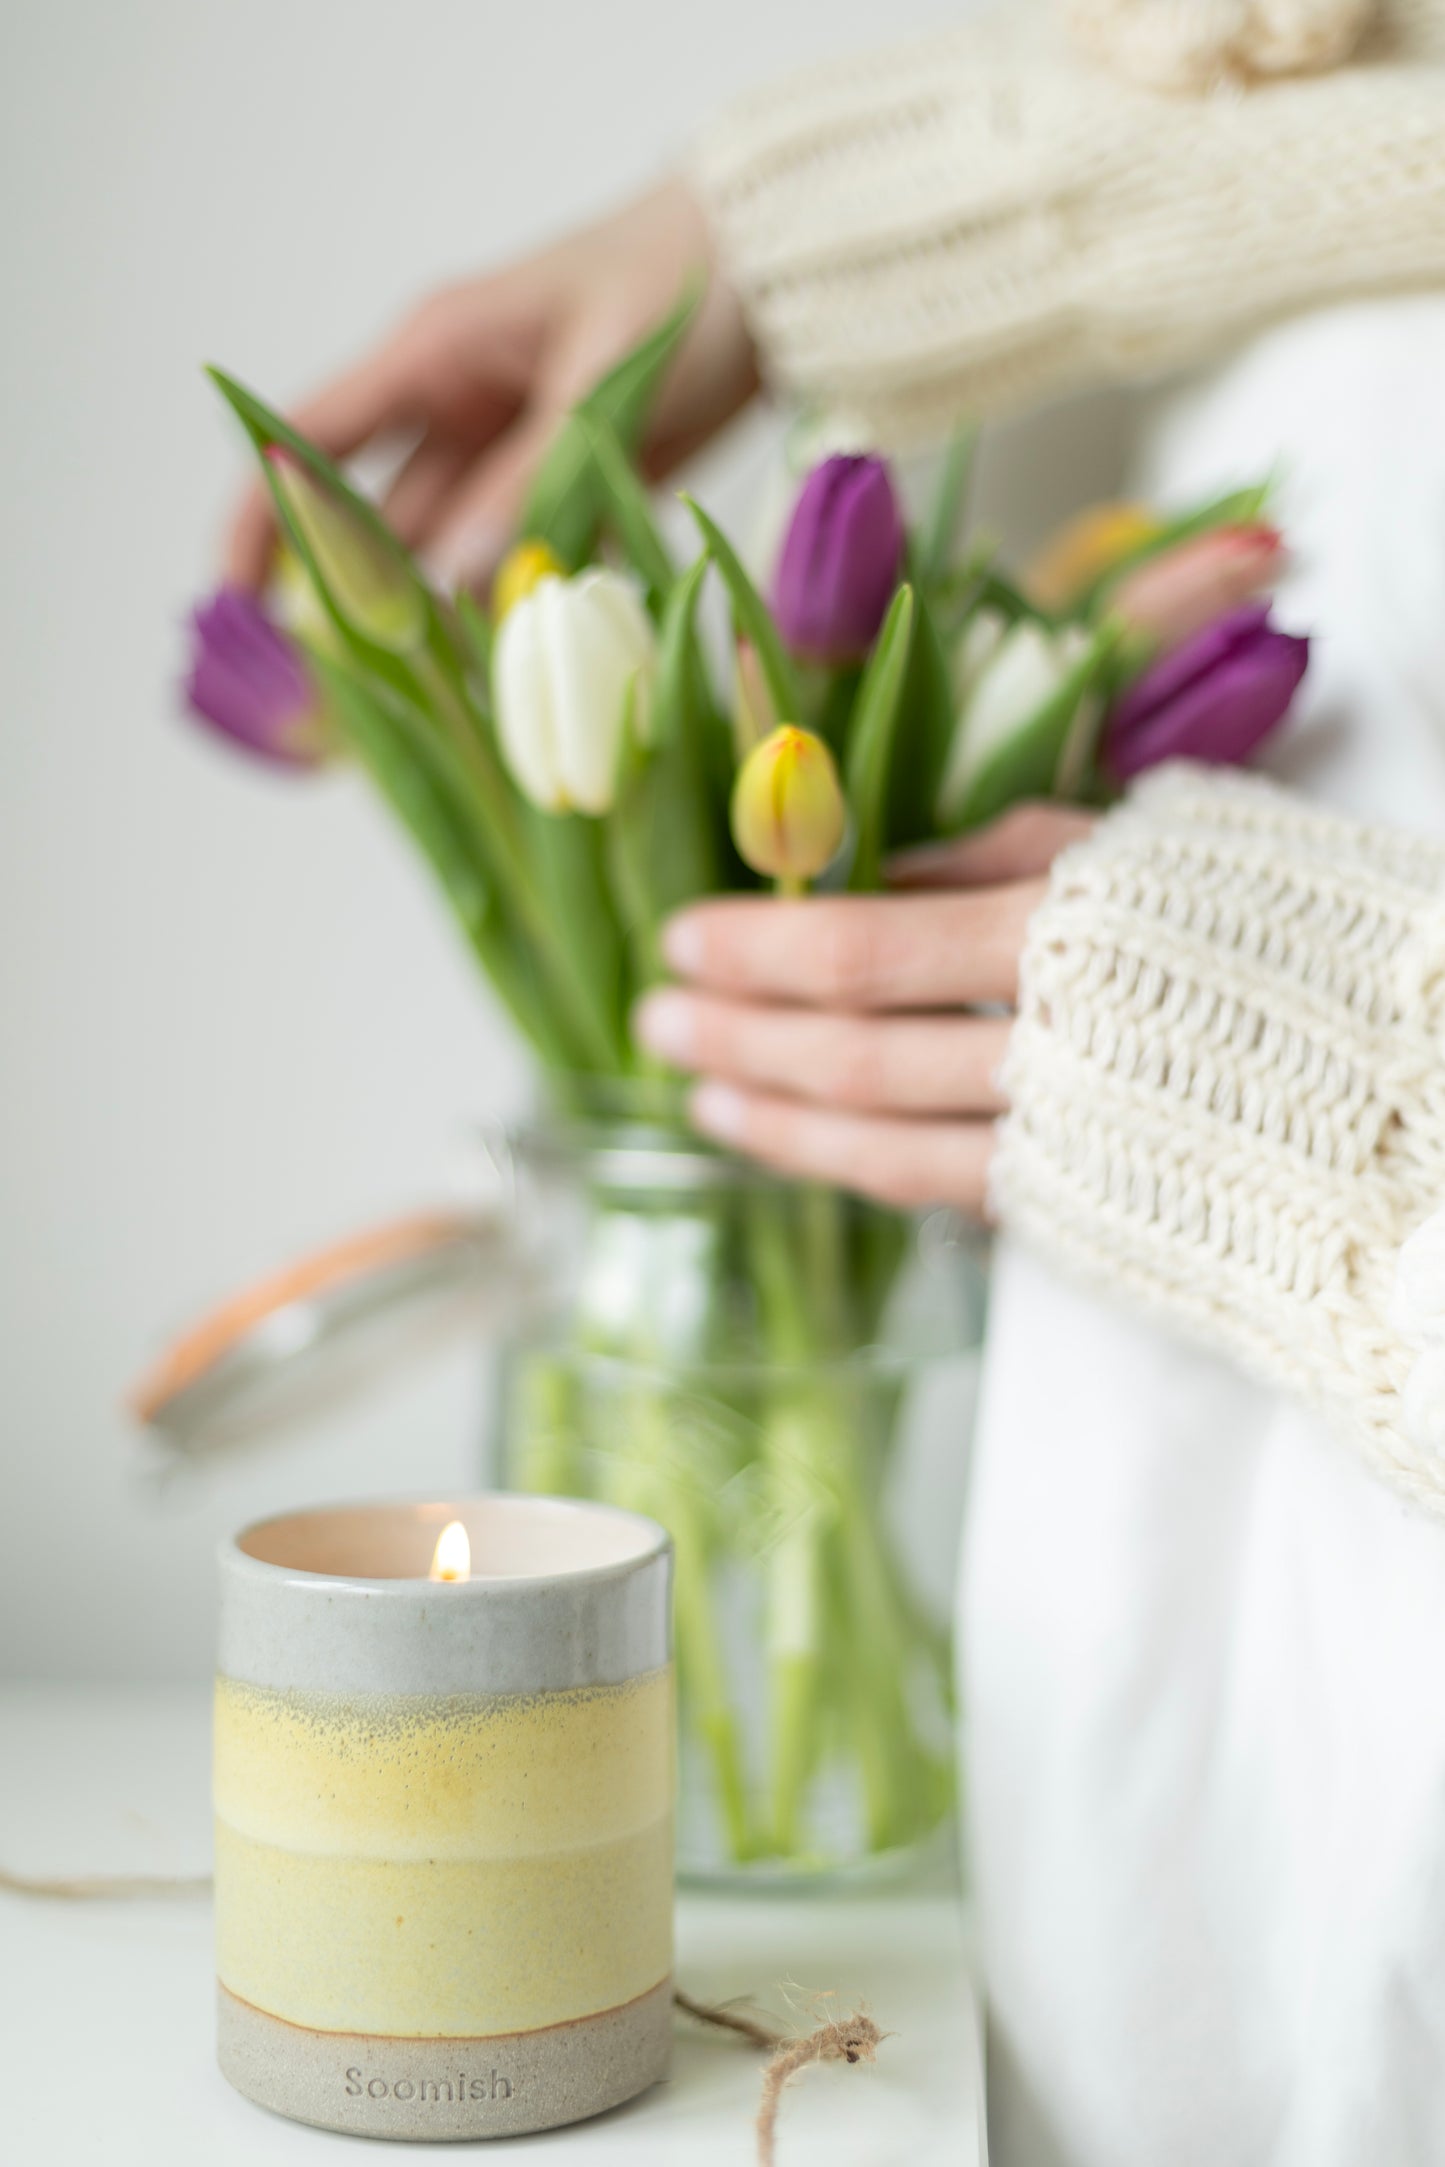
[690, 1081, 746, 1144]
[662, 911, 705, 976]
[633, 989, 697, 1064]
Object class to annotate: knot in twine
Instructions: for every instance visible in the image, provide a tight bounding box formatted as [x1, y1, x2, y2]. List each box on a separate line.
[756, 2007, 886, 2167]
[676, 1988, 888, 2165]
[1063, 0, 1378, 90]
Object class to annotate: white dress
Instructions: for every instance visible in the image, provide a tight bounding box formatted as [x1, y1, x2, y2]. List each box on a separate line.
[963, 294, 1445, 2167]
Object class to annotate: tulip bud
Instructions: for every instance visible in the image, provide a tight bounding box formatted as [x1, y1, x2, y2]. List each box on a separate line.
[731, 725, 847, 887]
[492, 568, 657, 814]
[938, 616, 1094, 827]
[493, 538, 566, 623]
[265, 446, 425, 655]
[1111, 524, 1284, 654]
[272, 542, 342, 656]
[1103, 603, 1308, 781]
[182, 586, 331, 769]
[772, 455, 905, 663]
[1026, 501, 1162, 611]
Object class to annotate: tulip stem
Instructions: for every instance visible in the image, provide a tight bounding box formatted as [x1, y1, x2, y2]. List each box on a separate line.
[599, 1373, 758, 1864]
[411, 653, 622, 1072]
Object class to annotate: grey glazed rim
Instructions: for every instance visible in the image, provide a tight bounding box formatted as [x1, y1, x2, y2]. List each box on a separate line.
[216, 1493, 674, 1697]
[220, 1491, 670, 1593]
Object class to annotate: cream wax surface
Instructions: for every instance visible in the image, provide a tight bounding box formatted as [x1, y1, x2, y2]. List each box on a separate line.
[214, 1669, 674, 2037]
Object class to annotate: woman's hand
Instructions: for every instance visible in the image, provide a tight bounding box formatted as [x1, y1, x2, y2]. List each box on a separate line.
[223, 178, 758, 593]
[633, 805, 1093, 1215]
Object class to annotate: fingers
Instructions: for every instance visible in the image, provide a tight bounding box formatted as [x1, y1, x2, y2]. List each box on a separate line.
[381, 435, 472, 550]
[286, 344, 419, 459]
[426, 408, 565, 592]
[635, 989, 1010, 1117]
[224, 482, 282, 590]
[686, 1084, 996, 1214]
[886, 803, 1094, 889]
[661, 882, 1046, 1012]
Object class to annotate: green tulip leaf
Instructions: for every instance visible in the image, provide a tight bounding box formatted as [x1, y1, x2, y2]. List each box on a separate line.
[884, 583, 956, 850]
[608, 567, 722, 990]
[207, 368, 405, 561]
[844, 584, 915, 892]
[653, 553, 711, 751]
[520, 284, 700, 569]
[312, 654, 572, 1067]
[337, 639, 623, 1075]
[933, 553, 1055, 639]
[206, 367, 431, 674]
[454, 589, 493, 697]
[577, 413, 674, 609]
[520, 801, 627, 1057]
[680, 494, 800, 730]
[657, 549, 737, 861]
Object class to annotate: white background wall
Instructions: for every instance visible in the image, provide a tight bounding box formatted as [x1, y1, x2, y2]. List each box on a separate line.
[1, 0, 1130, 1681]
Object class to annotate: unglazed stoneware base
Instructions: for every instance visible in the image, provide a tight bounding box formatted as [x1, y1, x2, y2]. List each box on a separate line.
[217, 1976, 673, 2141]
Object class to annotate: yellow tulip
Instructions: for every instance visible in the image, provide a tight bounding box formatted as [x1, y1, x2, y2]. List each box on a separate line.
[1026, 502, 1162, 611]
[493, 539, 566, 622]
[731, 725, 847, 890]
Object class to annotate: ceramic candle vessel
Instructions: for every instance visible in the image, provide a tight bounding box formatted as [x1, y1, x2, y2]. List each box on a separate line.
[214, 1495, 674, 2141]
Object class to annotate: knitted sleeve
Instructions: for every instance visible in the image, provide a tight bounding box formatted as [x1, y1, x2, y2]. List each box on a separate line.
[692, 2, 1445, 442]
[993, 764, 1445, 1517]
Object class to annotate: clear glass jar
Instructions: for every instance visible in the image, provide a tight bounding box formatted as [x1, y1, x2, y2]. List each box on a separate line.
[492, 1091, 988, 1885]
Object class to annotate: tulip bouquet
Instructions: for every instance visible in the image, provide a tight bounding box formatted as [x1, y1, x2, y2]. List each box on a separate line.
[186, 296, 1308, 1872]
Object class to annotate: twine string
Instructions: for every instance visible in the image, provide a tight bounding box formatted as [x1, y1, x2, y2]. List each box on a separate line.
[5, 1866, 890, 2162]
[678, 1982, 888, 2164]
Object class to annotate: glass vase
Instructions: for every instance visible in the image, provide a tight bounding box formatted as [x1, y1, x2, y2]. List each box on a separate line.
[492, 1091, 987, 1884]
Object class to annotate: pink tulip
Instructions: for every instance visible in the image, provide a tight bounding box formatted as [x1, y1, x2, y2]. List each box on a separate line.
[1112, 524, 1285, 653]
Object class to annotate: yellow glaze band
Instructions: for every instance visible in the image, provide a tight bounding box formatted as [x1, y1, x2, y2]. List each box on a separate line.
[213, 1670, 674, 2036]
[214, 1817, 672, 2036]
[213, 1670, 673, 1859]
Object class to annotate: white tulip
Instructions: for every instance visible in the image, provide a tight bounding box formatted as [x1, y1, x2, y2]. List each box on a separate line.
[937, 615, 1094, 827]
[492, 569, 657, 815]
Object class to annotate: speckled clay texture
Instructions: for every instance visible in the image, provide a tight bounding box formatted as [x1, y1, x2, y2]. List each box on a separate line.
[214, 1496, 674, 2141]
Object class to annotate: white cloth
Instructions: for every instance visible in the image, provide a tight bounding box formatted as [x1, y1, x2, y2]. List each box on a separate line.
[962, 293, 1445, 2167]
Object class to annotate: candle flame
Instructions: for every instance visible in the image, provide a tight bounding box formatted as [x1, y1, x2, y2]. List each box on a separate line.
[429, 1519, 470, 1583]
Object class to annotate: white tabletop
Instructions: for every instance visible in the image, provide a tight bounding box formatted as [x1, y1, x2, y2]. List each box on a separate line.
[0, 1684, 986, 2166]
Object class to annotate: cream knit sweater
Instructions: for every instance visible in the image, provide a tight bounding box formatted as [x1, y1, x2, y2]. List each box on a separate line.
[694, 0, 1445, 439]
[995, 765, 1445, 1517]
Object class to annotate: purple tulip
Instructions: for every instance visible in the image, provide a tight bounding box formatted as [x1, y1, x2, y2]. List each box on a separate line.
[182, 587, 329, 768]
[772, 455, 905, 662]
[1104, 604, 1309, 782]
